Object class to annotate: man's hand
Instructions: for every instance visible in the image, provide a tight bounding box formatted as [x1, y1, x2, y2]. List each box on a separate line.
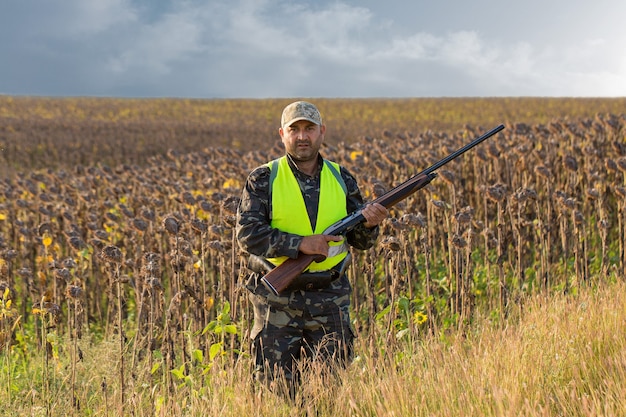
[361, 203, 388, 228]
[297, 203, 387, 258]
[298, 234, 343, 258]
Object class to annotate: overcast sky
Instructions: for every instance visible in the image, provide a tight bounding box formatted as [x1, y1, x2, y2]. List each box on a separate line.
[1, 0, 625, 98]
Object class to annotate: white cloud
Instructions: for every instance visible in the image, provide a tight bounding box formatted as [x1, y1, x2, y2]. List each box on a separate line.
[106, 9, 205, 74]
[377, 33, 442, 60]
[1, 0, 624, 97]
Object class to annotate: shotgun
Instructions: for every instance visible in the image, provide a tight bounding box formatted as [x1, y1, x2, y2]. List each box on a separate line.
[261, 124, 505, 295]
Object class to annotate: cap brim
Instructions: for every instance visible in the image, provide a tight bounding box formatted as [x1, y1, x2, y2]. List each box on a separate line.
[282, 117, 321, 128]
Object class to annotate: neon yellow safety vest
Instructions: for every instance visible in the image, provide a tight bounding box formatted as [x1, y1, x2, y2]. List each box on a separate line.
[266, 156, 348, 272]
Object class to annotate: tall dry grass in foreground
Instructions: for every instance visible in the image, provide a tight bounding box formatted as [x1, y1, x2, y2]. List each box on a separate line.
[2, 278, 624, 416]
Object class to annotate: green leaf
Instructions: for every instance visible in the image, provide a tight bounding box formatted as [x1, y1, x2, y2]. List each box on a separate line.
[393, 318, 406, 328]
[46, 332, 58, 345]
[171, 363, 186, 380]
[209, 342, 223, 361]
[202, 321, 217, 335]
[398, 296, 410, 313]
[150, 362, 161, 375]
[192, 349, 204, 363]
[202, 363, 214, 375]
[222, 301, 231, 315]
[171, 369, 184, 380]
[375, 304, 392, 321]
[224, 324, 238, 335]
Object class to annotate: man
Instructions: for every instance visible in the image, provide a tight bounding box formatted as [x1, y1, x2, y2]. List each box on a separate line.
[236, 101, 388, 396]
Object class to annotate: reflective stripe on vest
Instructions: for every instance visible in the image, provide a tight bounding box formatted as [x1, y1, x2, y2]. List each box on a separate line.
[266, 156, 348, 272]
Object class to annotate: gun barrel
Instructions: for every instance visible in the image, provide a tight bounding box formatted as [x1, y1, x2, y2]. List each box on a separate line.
[423, 124, 505, 175]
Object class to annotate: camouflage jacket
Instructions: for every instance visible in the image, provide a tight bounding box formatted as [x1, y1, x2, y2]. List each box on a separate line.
[236, 154, 379, 301]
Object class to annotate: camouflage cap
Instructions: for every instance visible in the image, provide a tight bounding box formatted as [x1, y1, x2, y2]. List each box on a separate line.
[281, 101, 322, 128]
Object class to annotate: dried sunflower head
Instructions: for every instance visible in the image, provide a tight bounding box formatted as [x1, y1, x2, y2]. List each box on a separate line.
[65, 285, 83, 299]
[53, 268, 71, 283]
[163, 216, 180, 235]
[132, 218, 148, 232]
[100, 245, 123, 264]
[486, 184, 507, 203]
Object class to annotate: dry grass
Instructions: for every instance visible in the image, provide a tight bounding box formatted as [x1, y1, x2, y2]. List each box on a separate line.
[329, 279, 625, 417]
[3, 278, 624, 416]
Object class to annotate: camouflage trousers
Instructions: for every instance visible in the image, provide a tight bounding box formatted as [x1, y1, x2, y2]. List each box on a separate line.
[248, 288, 355, 396]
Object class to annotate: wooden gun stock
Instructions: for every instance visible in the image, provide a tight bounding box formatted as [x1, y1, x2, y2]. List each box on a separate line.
[260, 254, 320, 295]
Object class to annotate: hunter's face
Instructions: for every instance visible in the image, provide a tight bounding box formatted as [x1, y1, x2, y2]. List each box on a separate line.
[279, 120, 325, 163]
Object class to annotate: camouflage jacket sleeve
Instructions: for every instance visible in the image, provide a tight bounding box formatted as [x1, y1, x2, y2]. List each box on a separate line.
[236, 165, 304, 259]
[236, 162, 379, 259]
